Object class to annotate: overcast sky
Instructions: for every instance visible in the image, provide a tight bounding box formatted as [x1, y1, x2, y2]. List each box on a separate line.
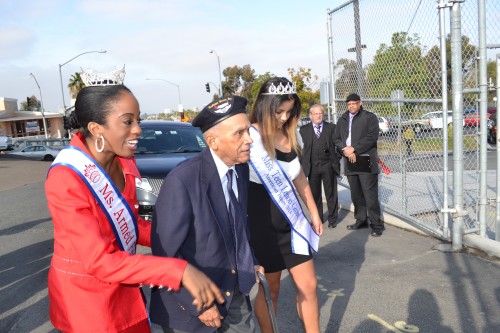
[0, 0, 347, 114]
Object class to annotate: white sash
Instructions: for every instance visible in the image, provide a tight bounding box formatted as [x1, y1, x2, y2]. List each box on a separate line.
[49, 146, 138, 254]
[249, 127, 319, 255]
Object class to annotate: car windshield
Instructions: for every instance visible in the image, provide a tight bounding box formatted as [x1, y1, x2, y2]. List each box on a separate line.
[136, 126, 206, 154]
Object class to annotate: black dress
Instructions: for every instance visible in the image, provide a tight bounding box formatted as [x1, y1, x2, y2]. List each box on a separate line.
[247, 149, 312, 273]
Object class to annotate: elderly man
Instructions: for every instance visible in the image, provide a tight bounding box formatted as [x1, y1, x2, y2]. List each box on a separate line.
[299, 104, 341, 228]
[333, 93, 385, 237]
[150, 95, 263, 332]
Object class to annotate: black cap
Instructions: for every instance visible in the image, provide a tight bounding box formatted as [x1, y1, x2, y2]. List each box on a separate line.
[192, 95, 248, 132]
[346, 93, 361, 103]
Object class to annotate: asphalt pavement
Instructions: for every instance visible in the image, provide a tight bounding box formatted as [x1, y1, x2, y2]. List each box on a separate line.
[1, 154, 500, 333]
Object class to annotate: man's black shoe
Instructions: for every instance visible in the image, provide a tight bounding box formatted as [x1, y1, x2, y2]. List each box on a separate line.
[371, 229, 383, 237]
[328, 222, 338, 228]
[346, 221, 369, 230]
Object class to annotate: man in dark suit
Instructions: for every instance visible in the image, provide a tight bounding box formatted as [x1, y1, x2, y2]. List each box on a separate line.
[150, 96, 263, 332]
[299, 104, 341, 228]
[333, 93, 385, 237]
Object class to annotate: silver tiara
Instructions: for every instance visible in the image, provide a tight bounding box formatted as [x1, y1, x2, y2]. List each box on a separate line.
[261, 82, 297, 95]
[80, 66, 126, 86]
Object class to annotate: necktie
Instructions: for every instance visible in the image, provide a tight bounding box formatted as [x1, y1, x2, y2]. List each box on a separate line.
[226, 169, 255, 295]
[315, 125, 321, 139]
[347, 114, 354, 146]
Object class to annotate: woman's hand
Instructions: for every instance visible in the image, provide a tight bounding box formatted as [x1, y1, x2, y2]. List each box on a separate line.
[310, 214, 323, 236]
[181, 263, 225, 312]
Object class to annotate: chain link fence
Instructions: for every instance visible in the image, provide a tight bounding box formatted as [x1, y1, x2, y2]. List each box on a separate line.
[327, 0, 500, 241]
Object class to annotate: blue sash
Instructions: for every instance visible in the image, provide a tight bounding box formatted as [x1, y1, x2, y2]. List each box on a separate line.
[249, 127, 319, 255]
[49, 146, 138, 254]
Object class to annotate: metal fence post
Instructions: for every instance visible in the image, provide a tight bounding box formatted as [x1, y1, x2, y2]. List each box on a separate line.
[478, 0, 488, 237]
[450, 0, 465, 251]
[496, 54, 500, 241]
[439, 0, 450, 239]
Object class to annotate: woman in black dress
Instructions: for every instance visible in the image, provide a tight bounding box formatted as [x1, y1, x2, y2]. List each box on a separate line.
[248, 77, 322, 333]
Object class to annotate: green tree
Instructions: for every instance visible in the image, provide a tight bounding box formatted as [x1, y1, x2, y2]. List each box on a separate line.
[68, 72, 85, 99]
[424, 34, 478, 104]
[221, 64, 256, 98]
[287, 67, 320, 114]
[20, 95, 40, 111]
[334, 58, 359, 101]
[366, 32, 431, 116]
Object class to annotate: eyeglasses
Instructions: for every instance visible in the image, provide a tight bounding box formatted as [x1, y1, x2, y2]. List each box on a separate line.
[347, 101, 360, 107]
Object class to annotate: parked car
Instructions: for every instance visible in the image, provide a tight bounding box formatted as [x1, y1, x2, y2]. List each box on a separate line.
[8, 145, 61, 161]
[11, 138, 70, 151]
[0, 135, 13, 151]
[422, 111, 465, 130]
[464, 109, 495, 127]
[134, 121, 206, 220]
[377, 115, 391, 135]
[386, 115, 431, 133]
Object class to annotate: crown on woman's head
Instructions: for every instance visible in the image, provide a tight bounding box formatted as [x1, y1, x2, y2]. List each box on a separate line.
[262, 81, 297, 95]
[80, 66, 126, 87]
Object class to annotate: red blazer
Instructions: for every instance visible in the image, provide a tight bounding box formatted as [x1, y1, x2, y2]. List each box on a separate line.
[46, 133, 187, 332]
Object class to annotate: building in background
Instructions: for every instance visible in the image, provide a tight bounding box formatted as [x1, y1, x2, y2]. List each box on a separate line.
[0, 97, 65, 138]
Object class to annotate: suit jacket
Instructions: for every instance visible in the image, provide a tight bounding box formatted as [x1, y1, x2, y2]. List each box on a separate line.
[150, 148, 252, 333]
[300, 121, 341, 176]
[333, 107, 380, 175]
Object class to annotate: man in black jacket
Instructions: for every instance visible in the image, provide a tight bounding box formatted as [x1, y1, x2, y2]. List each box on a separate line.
[300, 104, 341, 228]
[333, 93, 385, 237]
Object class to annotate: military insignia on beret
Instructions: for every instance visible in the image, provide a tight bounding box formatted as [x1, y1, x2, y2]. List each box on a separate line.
[192, 95, 248, 132]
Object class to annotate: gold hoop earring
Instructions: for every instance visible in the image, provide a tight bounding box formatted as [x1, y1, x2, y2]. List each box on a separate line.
[95, 135, 105, 153]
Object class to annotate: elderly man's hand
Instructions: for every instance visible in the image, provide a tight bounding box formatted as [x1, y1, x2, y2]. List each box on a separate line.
[198, 305, 223, 328]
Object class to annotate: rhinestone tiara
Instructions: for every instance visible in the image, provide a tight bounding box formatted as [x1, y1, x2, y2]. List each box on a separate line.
[80, 66, 126, 87]
[261, 81, 297, 95]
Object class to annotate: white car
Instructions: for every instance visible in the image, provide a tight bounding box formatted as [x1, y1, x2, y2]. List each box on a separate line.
[422, 111, 465, 130]
[377, 116, 391, 134]
[9, 145, 61, 161]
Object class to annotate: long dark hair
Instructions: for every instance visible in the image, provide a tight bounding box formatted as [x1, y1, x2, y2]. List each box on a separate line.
[68, 85, 132, 137]
[250, 77, 301, 159]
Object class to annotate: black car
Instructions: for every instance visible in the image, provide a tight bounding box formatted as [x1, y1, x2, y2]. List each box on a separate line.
[135, 121, 206, 220]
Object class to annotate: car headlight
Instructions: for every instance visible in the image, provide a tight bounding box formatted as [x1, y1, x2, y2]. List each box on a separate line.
[136, 177, 153, 192]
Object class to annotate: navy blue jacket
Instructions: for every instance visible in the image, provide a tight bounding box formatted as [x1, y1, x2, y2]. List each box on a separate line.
[149, 148, 251, 333]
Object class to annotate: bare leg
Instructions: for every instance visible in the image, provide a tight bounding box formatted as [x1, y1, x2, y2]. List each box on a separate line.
[288, 260, 320, 333]
[254, 271, 282, 333]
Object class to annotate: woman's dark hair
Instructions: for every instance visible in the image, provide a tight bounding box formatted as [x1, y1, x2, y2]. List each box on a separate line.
[68, 85, 132, 137]
[250, 77, 301, 158]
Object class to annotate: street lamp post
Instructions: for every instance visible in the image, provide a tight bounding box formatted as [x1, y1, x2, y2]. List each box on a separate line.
[59, 50, 107, 113]
[145, 78, 183, 112]
[29, 73, 48, 139]
[210, 50, 223, 97]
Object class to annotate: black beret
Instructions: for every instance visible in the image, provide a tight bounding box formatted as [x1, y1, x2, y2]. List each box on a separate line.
[346, 93, 361, 103]
[192, 95, 248, 132]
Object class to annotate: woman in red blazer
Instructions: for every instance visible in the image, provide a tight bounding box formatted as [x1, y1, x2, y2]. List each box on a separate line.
[45, 83, 223, 332]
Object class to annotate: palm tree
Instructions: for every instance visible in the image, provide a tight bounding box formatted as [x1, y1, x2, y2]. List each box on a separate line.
[67, 72, 85, 99]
